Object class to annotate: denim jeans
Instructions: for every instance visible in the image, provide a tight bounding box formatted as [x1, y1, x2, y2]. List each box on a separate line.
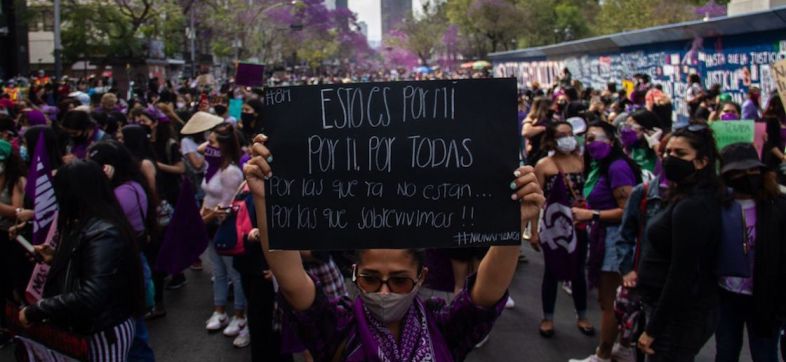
[715, 289, 780, 362]
[644, 303, 719, 362]
[128, 318, 155, 362]
[207, 241, 246, 310]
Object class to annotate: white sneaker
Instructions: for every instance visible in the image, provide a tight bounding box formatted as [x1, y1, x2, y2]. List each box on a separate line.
[223, 316, 247, 337]
[611, 343, 636, 362]
[505, 296, 515, 309]
[474, 335, 490, 349]
[233, 325, 250, 348]
[568, 354, 611, 362]
[562, 282, 573, 295]
[205, 312, 228, 332]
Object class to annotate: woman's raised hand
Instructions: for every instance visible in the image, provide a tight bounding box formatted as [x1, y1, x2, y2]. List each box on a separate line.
[512, 165, 545, 222]
[243, 134, 272, 200]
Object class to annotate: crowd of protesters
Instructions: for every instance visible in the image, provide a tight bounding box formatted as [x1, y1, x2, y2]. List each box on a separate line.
[0, 66, 783, 362]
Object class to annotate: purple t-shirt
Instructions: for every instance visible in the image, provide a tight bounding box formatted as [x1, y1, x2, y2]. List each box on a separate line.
[114, 181, 147, 233]
[587, 159, 636, 211]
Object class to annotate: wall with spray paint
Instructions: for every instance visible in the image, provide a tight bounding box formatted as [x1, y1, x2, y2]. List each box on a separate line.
[493, 29, 786, 125]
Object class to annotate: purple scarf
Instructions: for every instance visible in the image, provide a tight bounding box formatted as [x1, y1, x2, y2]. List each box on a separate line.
[203, 145, 222, 183]
[351, 297, 452, 362]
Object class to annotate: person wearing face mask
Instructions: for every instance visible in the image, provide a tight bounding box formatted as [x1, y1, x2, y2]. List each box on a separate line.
[714, 143, 786, 362]
[239, 99, 263, 144]
[622, 110, 663, 176]
[614, 133, 672, 361]
[242, 134, 545, 361]
[59, 110, 111, 162]
[529, 121, 594, 339]
[571, 121, 642, 362]
[742, 87, 762, 122]
[711, 101, 742, 122]
[635, 125, 725, 361]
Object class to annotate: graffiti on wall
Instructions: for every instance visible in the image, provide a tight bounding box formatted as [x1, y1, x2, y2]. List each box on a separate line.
[494, 31, 786, 125]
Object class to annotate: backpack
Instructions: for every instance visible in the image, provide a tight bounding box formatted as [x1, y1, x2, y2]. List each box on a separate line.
[213, 183, 255, 256]
[715, 200, 752, 278]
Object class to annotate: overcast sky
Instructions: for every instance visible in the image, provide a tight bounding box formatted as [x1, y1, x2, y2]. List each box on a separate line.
[348, 0, 426, 42]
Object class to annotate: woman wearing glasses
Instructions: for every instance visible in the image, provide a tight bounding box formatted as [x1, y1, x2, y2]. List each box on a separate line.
[636, 125, 725, 361]
[242, 134, 545, 361]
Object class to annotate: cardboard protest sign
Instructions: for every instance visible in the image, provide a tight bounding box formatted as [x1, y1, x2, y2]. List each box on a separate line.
[773, 59, 786, 113]
[261, 78, 520, 250]
[711, 120, 755, 151]
[235, 63, 265, 87]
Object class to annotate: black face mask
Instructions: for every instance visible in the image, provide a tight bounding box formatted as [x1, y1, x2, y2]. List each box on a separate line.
[663, 156, 696, 183]
[71, 131, 89, 145]
[141, 124, 153, 136]
[728, 174, 763, 196]
[241, 112, 255, 129]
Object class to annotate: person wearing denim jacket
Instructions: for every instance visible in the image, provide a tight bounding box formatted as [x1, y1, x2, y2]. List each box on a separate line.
[616, 175, 667, 280]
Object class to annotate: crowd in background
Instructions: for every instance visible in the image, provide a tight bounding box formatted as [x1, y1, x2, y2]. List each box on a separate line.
[0, 66, 783, 362]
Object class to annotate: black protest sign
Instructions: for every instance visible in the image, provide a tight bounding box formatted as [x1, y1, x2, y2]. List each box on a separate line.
[262, 78, 520, 250]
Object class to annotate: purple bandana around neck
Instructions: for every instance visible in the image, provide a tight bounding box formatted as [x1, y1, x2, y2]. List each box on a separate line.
[203, 145, 222, 182]
[352, 297, 449, 362]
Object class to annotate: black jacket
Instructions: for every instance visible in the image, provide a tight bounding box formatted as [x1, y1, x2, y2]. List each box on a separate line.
[751, 195, 786, 337]
[26, 218, 142, 335]
[638, 189, 722, 337]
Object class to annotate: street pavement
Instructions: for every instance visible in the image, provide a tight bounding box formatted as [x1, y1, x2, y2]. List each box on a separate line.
[1, 246, 751, 361]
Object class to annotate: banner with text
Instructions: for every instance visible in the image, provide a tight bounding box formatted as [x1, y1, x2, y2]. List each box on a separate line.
[261, 78, 521, 250]
[711, 120, 755, 151]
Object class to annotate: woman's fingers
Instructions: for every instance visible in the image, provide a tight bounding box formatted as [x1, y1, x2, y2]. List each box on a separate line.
[512, 181, 542, 201]
[246, 155, 272, 178]
[252, 133, 269, 145]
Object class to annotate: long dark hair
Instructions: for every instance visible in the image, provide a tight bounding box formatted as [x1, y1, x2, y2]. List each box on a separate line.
[542, 121, 572, 152]
[584, 121, 642, 184]
[764, 115, 785, 150]
[24, 126, 65, 171]
[121, 125, 156, 163]
[87, 140, 159, 237]
[666, 125, 725, 203]
[213, 123, 241, 168]
[52, 160, 145, 317]
[1, 145, 25, 195]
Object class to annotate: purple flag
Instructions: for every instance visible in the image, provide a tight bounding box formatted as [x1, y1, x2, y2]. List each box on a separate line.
[26, 132, 58, 245]
[538, 175, 579, 281]
[155, 179, 209, 275]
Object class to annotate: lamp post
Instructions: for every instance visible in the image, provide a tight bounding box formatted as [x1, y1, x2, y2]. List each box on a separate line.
[54, 0, 63, 81]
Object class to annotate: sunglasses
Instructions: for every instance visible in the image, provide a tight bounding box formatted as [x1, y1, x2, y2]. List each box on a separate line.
[353, 272, 420, 294]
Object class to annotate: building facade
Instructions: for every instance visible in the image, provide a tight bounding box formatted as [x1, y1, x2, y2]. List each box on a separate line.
[381, 0, 411, 37]
[490, 6, 786, 126]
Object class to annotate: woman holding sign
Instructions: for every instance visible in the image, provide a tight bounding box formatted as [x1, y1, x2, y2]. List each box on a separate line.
[243, 134, 545, 361]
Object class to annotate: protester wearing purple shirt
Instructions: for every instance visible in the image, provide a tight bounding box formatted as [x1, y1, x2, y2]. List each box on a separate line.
[242, 134, 546, 362]
[569, 122, 640, 362]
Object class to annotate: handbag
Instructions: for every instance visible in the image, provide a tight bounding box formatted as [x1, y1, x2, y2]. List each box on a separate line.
[614, 182, 648, 347]
[715, 200, 753, 278]
[214, 182, 255, 256]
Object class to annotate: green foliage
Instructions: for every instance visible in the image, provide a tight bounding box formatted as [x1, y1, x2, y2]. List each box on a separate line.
[387, 1, 449, 65]
[60, 0, 184, 64]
